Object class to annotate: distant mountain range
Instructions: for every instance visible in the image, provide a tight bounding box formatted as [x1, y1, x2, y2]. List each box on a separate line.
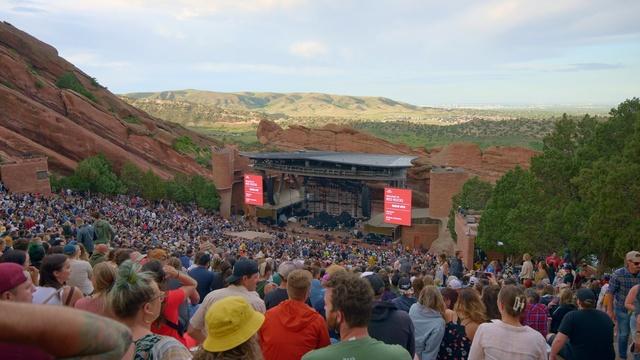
[121, 89, 527, 125]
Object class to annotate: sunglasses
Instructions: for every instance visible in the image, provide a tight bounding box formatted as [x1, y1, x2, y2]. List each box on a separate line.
[150, 292, 166, 303]
[632, 261, 640, 266]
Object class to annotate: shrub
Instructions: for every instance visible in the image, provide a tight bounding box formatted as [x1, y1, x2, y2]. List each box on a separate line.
[124, 115, 141, 124]
[56, 72, 97, 102]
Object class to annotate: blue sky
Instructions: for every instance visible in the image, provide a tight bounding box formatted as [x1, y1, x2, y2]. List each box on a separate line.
[1, 0, 639, 106]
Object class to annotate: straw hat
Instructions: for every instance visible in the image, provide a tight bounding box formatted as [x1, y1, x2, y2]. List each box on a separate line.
[202, 296, 264, 352]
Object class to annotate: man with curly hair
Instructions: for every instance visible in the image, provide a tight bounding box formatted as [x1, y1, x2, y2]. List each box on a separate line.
[302, 271, 411, 360]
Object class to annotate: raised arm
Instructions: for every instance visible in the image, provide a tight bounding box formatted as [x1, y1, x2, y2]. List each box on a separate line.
[0, 301, 132, 359]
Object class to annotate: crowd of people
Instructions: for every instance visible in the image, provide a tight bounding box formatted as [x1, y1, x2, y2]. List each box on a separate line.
[0, 184, 634, 360]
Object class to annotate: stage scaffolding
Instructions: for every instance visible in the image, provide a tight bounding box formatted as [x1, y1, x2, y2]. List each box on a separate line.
[305, 178, 363, 218]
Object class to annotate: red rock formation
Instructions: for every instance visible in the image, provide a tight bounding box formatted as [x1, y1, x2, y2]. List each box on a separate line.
[0, 21, 220, 178]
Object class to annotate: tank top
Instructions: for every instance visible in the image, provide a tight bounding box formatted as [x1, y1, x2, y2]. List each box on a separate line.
[437, 318, 472, 360]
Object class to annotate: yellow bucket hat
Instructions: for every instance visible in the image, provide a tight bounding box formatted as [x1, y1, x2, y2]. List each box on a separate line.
[202, 296, 265, 352]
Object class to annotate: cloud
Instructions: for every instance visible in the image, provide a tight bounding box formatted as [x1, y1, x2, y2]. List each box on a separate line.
[11, 6, 46, 13]
[289, 41, 328, 58]
[194, 62, 340, 76]
[62, 51, 131, 69]
[504, 62, 624, 73]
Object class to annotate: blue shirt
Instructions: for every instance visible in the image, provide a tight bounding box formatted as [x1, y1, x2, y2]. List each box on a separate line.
[607, 267, 640, 312]
[188, 266, 223, 303]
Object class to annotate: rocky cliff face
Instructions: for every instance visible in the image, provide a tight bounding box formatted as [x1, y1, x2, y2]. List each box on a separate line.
[0, 22, 220, 178]
[257, 119, 538, 186]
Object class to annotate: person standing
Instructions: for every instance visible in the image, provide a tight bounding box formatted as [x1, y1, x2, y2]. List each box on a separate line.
[302, 271, 411, 360]
[468, 285, 546, 360]
[260, 270, 330, 360]
[409, 286, 446, 360]
[75, 218, 95, 255]
[549, 288, 615, 360]
[450, 251, 464, 280]
[606, 251, 640, 360]
[188, 252, 223, 303]
[93, 212, 115, 247]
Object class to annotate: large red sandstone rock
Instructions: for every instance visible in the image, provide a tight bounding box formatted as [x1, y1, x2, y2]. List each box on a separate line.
[0, 21, 220, 178]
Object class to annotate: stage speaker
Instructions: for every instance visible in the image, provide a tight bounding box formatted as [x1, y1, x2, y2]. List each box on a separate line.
[266, 177, 276, 205]
[361, 186, 371, 218]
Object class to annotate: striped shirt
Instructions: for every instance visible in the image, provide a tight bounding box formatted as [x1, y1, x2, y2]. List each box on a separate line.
[607, 267, 640, 312]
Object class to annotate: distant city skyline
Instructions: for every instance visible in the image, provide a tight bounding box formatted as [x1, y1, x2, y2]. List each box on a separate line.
[1, 0, 639, 106]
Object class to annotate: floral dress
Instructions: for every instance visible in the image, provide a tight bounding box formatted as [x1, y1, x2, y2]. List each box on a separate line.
[437, 318, 472, 360]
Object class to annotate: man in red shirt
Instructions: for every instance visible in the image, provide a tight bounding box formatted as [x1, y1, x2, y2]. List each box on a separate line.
[260, 269, 330, 360]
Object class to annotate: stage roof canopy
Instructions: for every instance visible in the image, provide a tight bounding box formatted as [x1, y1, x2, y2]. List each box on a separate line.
[243, 151, 417, 168]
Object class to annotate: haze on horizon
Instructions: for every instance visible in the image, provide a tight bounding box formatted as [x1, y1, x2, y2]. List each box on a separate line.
[1, 0, 639, 107]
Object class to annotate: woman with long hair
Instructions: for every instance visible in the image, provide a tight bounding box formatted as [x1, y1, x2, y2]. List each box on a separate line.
[534, 261, 549, 285]
[75, 262, 117, 316]
[481, 285, 501, 320]
[436, 254, 450, 286]
[32, 254, 83, 306]
[468, 285, 546, 360]
[193, 296, 264, 360]
[437, 288, 488, 359]
[108, 260, 191, 359]
[409, 285, 446, 360]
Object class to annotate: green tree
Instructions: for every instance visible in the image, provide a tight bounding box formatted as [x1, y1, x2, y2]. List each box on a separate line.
[166, 174, 194, 204]
[448, 177, 494, 240]
[190, 175, 219, 210]
[120, 162, 144, 196]
[66, 154, 125, 194]
[140, 170, 166, 200]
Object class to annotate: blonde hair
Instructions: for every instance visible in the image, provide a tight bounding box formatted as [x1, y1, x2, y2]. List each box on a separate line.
[418, 285, 446, 318]
[454, 288, 488, 324]
[559, 288, 574, 305]
[287, 269, 312, 301]
[108, 260, 156, 319]
[93, 262, 117, 294]
[523, 253, 531, 261]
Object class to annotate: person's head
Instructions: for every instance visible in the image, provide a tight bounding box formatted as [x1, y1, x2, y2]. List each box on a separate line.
[94, 243, 109, 255]
[195, 252, 211, 267]
[0, 249, 29, 267]
[140, 260, 167, 288]
[114, 249, 134, 266]
[481, 285, 502, 320]
[39, 254, 71, 288]
[575, 288, 596, 309]
[522, 253, 531, 262]
[108, 260, 163, 323]
[0, 263, 35, 303]
[364, 273, 386, 299]
[497, 285, 527, 319]
[421, 274, 434, 287]
[93, 262, 117, 295]
[227, 258, 259, 291]
[277, 261, 297, 284]
[525, 288, 540, 304]
[455, 288, 488, 324]
[286, 269, 312, 301]
[27, 243, 45, 267]
[63, 242, 79, 258]
[398, 276, 413, 297]
[258, 261, 272, 279]
[147, 249, 168, 264]
[167, 257, 182, 271]
[324, 271, 373, 333]
[626, 251, 640, 274]
[438, 254, 447, 263]
[440, 287, 459, 310]
[559, 288, 574, 305]
[455, 250, 462, 259]
[197, 296, 264, 360]
[418, 286, 446, 318]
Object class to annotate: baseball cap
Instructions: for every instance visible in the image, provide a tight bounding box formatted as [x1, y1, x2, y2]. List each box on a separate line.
[365, 274, 386, 296]
[63, 242, 77, 255]
[226, 258, 259, 284]
[203, 296, 264, 352]
[0, 263, 27, 293]
[398, 276, 412, 291]
[576, 288, 596, 305]
[626, 251, 640, 262]
[277, 261, 297, 279]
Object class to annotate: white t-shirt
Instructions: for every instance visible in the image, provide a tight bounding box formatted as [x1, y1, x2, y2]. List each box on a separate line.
[68, 259, 94, 295]
[468, 320, 547, 360]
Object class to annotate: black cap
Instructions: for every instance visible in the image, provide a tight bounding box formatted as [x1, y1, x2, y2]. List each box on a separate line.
[576, 288, 596, 305]
[365, 274, 385, 296]
[226, 258, 259, 284]
[398, 276, 412, 291]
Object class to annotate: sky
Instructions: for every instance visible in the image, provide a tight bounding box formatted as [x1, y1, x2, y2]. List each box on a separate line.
[1, 0, 639, 106]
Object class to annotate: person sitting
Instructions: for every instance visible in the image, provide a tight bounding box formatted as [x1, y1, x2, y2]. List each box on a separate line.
[522, 288, 548, 337]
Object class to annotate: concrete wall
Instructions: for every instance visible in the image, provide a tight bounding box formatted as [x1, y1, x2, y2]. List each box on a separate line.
[211, 148, 234, 218]
[0, 157, 51, 195]
[400, 223, 440, 250]
[429, 168, 469, 218]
